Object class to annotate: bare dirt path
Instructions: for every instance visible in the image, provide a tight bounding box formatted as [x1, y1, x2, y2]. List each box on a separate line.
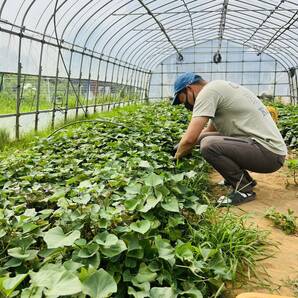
[210, 166, 298, 297]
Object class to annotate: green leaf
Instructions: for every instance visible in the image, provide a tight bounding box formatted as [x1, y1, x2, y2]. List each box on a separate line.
[161, 197, 179, 213]
[7, 247, 38, 260]
[139, 160, 151, 168]
[180, 288, 203, 298]
[128, 286, 149, 298]
[44, 271, 82, 297]
[122, 233, 141, 251]
[43, 227, 80, 249]
[155, 236, 175, 266]
[3, 258, 22, 269]
[125, 183, 142, 194]
[124, 197, 140, 211]
[21, 286, 43, 298]
[63, 260, 84, 272]
[0, 229, 6, 238]
[171, 173, 184, 182]
[150, 287, 177, 298]
[78, 243, 99, 258]
[49, 188, 66, 202]
[2, 274, 28, 296]
[79, 180, 92, 189]
[140, 192, 162, 213]
[94, 231, 118, 246]
[144, 173, 163, 187]
[95, 232, 127, 257]
[130, 220, 151, 234]
[175, 242, 194, 261]
[23, 223, 39, 233]
[100, 240, 127, 257]
[190, 204, 208, 215]
[82, 269, 117, 298]
[132, 263, 157, 283]
[30, 263, 81, 297]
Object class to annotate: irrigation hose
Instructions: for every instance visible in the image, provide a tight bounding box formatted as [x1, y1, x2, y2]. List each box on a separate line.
[47, 119, 131, 138]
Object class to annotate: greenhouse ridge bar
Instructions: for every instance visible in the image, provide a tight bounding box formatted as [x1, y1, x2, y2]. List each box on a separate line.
[0, 0, 297, 139]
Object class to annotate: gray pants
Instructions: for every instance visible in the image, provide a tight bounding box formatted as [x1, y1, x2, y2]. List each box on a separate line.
[199, 133, 285, 193]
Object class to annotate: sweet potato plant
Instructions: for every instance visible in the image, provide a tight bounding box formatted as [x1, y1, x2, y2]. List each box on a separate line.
[0, 103, 270, 297]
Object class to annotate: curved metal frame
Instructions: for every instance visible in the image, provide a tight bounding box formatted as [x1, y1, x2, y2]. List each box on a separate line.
[0, 0, 297, 139]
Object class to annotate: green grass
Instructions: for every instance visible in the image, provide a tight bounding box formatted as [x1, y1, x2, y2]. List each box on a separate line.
[0, 128, 10, 150]
[0, 91, 139, 115]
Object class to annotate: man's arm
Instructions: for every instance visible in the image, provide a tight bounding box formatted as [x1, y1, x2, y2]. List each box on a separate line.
[174, 116, 209, 159]
[201, 120, 217, 134]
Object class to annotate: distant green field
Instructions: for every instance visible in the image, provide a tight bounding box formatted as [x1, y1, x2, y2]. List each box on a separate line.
[0, 91, 133, 115]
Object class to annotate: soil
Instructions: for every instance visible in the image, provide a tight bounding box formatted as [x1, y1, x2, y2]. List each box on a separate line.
[210, 161, 298, 297]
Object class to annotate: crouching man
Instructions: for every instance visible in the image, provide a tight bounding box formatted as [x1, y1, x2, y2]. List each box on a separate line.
[172, 72, 287, 206]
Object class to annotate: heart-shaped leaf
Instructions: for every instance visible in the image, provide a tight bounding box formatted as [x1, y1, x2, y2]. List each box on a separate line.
[130, 220, 151, 234]
[82, 269, 117, 298]
[43, 227, 80, 249]
[144, 173, 163, 187]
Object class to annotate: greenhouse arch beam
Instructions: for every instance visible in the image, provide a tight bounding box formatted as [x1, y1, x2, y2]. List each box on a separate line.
[127, 25, 293, 72]
[141, 34, 291, 73]
[244, 0, 287, 44]
[0, 0, 297, 75]
[135, 0, 183, 61]
[128, 11, 297, 69]
[107, 2, 298, 69]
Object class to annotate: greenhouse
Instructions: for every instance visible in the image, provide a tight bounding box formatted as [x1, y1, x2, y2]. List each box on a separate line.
[0, 0, 297, 297]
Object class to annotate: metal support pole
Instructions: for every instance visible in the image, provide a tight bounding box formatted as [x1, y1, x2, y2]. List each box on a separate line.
[94, 57, 103, 113]
[65, 49, 74, 122]
[288, 72, 293, 104]
[35, 41, 45, 131]
[16, 27, 25, 140]
[103, 58, 110, 110]
[140, 71, 146, 100]
[77, 49, 86, 118]
[135, 70, 143, 100]
[146, 72, 152, 101]
[161, 62, 164, 99]
[52, 50, 61, 128]
[273, 60, 277, 98]
[294, 68, 298, 105]
[241, 45, 244, 85]
[257, 53, 262, 96]
[0, 73, 4, 92]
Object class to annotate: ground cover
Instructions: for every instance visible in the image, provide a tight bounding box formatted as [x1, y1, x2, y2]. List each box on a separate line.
[0, 103, 271, 297]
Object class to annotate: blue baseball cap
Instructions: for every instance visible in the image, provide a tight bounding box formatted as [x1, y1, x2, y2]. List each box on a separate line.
[172, 72, 203, 105]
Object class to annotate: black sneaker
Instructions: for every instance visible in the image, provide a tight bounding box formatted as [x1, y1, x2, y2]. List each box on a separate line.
[217, 191, 256, 207]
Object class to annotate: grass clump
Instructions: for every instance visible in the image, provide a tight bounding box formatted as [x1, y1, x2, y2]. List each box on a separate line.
[188, 208, 272, 285]
[0, 128, 10, 150]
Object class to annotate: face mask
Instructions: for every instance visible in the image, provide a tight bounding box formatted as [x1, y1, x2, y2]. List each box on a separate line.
[184, 99, 193, 111]
[184, 90, 194, 111]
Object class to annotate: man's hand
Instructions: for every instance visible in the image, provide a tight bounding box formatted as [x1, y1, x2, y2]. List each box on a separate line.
[174, 116, 209, 160]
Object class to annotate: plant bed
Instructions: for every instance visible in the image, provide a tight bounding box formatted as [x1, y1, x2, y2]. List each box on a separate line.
[0, 103, 272, 297]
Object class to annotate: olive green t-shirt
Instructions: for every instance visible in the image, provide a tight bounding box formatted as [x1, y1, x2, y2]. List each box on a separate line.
[192, 80, 287, 155]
